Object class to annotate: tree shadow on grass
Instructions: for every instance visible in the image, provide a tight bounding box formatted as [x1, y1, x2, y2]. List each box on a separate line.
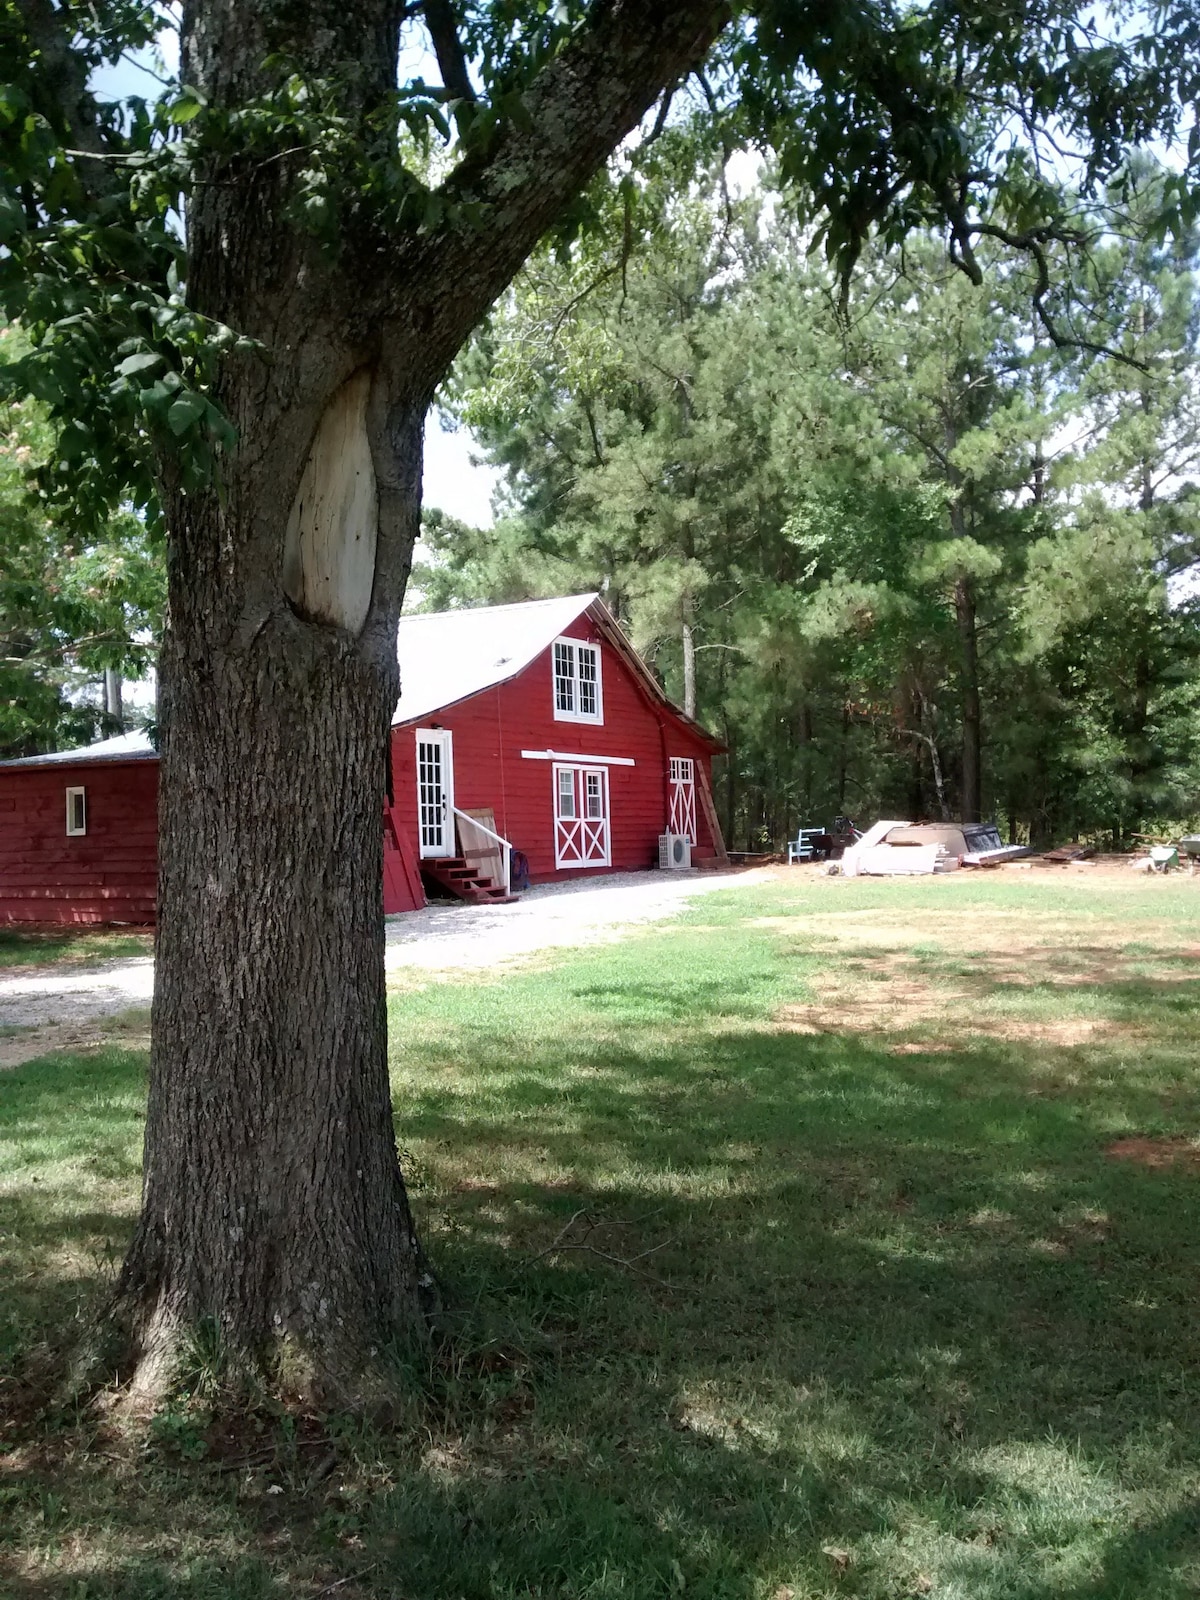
[381, 978, 1200, 1598]
[3, 995, 1200, 1596]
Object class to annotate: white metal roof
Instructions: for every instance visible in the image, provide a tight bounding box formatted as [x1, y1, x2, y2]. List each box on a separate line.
[393, 593, 598, 725]
[0, 729, 157, 769]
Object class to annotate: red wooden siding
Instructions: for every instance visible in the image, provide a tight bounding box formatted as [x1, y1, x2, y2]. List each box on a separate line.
[392, 613, 717, 882]
[0, 760, 158, 925]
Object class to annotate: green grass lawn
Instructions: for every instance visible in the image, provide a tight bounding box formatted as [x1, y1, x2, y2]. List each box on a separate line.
[2, 872, 1200, 1598]
[0, 927, 152, 968]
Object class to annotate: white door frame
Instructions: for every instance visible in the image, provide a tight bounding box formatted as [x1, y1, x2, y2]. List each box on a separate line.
[668, 756, 697, 844]
[553, 763, 611, 869]
[416, 728, 455, 859]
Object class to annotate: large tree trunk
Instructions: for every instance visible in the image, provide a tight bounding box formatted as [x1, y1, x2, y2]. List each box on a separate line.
[116, 400, 427, 1391]
[109, 0, 727, 1397]
[105, 0, 430, 1399]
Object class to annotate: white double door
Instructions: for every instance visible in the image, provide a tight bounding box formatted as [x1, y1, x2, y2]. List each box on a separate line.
[554, 763, 610, 869]
[416, 729, 455, 859]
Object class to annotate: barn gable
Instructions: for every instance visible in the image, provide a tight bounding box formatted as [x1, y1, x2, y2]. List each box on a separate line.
[394, 593, 602, 725]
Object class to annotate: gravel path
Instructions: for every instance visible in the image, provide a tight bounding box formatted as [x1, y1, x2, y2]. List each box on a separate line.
[0, 869, 764, 1031]
[384, 867, 766, 973]
[0, 956, 155, 1029]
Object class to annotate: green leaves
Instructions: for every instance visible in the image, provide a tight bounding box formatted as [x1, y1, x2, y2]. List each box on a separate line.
[165, 391, 207, 435]
[0, 330, 164, 757]
[165, 87, 207, 126]
[115, 350, 164, 378]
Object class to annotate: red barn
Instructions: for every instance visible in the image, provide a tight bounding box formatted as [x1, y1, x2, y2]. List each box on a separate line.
[0, 594, 724, 925]
[384, 593, 725, 911]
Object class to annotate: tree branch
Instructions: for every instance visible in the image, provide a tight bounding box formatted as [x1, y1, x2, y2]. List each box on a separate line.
[423, 0, 475, 105]
[15, 0, 127, 205]
[401, 0, 731, 386]
[946, 206, 1148, 371]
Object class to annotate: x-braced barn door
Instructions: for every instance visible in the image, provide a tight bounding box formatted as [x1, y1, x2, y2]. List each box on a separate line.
[416, 729, 455, 859]
[668, 757, 697, 843]
[554, 764, 610, 869]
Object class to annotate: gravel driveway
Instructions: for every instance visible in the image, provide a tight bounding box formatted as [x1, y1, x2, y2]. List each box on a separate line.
[384, 867, 766, 972]
[0, 869, 764, 1033]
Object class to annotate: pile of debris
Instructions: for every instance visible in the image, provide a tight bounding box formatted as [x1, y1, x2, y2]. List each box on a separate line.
[792, 816, 1200, 878]
[837, 820, 1029, 877]
[1130, 837, 1200, 874]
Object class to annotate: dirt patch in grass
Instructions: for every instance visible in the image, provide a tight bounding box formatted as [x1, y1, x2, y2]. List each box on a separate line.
[769, 903, 1200, 1045]
[1105, 1135, 1200, 1170]
[0, 1014, 150, 1069]
[776, 990, 1124, 1045]
[770, 936, 1168, 1045]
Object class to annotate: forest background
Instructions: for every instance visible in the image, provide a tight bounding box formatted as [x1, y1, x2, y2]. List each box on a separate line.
[4, 146, 1199, 853]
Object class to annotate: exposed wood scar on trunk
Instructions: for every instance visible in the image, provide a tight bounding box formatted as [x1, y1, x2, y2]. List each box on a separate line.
[283, 369, 378, 634]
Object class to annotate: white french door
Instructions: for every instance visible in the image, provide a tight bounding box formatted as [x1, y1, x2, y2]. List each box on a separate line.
[416, 729, 455, 858]
[668, 756, 696, 844]
[554, 764, 610, 869]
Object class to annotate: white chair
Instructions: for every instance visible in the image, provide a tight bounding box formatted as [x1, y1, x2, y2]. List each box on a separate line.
[787, 827, 826, 864]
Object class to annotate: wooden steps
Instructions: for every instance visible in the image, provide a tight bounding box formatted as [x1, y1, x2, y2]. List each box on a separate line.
[420, 856, 518, 905]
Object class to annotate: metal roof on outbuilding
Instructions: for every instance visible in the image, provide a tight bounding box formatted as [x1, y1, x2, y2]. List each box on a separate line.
[0, 730, 157, 770]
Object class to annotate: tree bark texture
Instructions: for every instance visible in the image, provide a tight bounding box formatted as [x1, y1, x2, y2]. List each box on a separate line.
[116, 0, 729, 1391]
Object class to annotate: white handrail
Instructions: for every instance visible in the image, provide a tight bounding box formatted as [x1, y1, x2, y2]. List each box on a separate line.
[452, 806, 512, 895]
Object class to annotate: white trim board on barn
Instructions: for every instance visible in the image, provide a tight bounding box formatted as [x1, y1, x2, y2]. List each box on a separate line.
[521, 749, 635, 766]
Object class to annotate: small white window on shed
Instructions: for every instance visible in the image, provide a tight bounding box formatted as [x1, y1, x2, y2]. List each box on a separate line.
[65, 786, 87, 837]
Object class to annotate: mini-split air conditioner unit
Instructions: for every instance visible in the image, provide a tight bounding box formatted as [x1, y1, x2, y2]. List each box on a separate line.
[658, 833, 692, 870]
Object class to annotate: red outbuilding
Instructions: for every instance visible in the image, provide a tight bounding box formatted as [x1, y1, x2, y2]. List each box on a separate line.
[384, 593, 725, 912]
[0, 732, 159, 925]
[0, 594, 724, 925]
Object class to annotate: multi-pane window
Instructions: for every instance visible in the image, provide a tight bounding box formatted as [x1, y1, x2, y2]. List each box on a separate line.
[585, 771, 603, 819]
[578, 646, 598, 718]
[558, 766, 576, 818]
[554, 642, 576, 714]
[65, 786, 87, 837]
[552, 637, 602, 723]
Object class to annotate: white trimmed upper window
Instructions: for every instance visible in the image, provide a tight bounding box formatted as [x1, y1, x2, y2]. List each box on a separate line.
[552, 638, 603, 724]
[65, 786, 87, 836]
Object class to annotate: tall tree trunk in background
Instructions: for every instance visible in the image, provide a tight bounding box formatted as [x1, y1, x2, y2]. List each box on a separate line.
[103, 668, 124, 730]
[955, 572, 982, 823]
[1124, 327, 1157, 827]
[916, 691, 950, 821]
[682, 618, 696, 719]
[838, 703, 849, 810]
[111, 0, 726, 1396]
[797, 700, 813, 821]
[722, 718, 737, 849]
